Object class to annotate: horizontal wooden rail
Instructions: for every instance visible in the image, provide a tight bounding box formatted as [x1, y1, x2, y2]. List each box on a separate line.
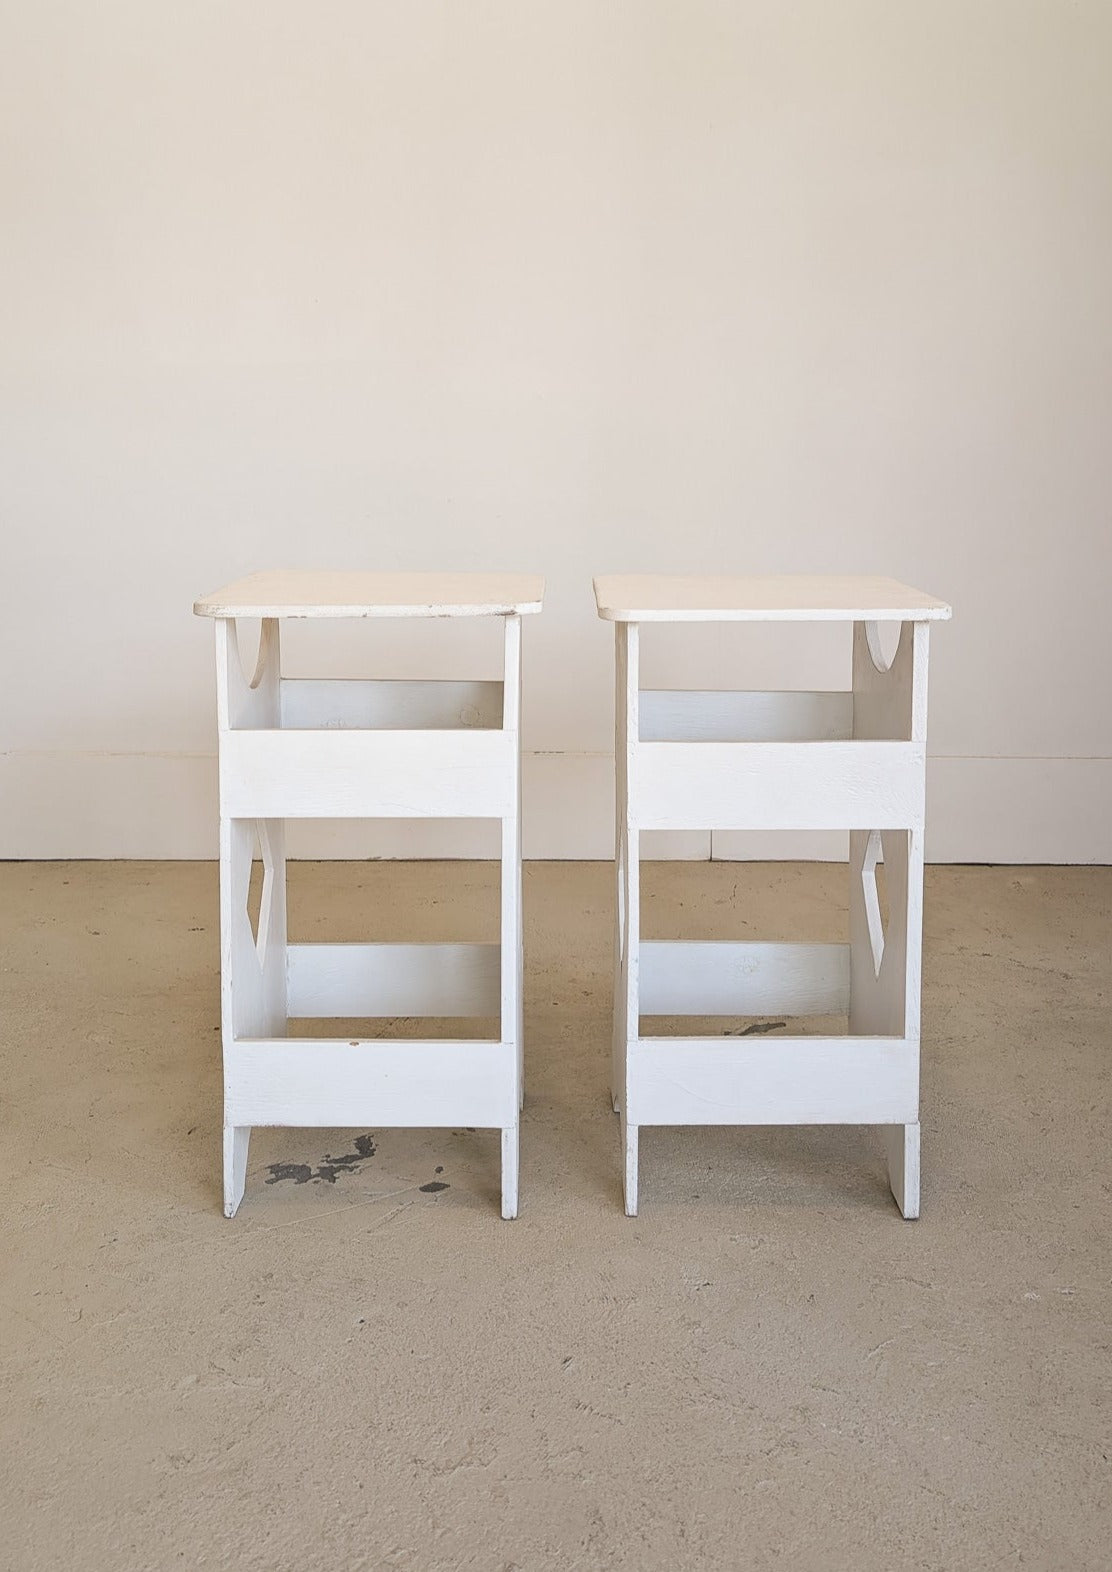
[287, 942, 499, 1018]
[639, 941, 849, 1017]
[626, 1036, 919, 1125]
[226, 1040, 517, 1127]
[639, 689, 852, 743]
[279, 678, 503, 731]
[631, 740, 925, 831]
[220, 729, 517, 818]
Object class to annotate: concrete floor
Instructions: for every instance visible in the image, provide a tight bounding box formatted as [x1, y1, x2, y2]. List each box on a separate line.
[1, 860, 1109, 1570]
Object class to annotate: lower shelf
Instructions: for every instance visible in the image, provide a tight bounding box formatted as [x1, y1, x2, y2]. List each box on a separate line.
[225, 1038, 518, 1128]
[625, 1035, 918, 1125]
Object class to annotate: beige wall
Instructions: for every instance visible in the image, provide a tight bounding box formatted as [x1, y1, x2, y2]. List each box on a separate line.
[3, 2, 1110, 860]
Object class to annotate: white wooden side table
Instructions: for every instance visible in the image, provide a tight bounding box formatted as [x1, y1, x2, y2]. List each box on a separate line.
[594, 574, 951, 1218]
[195, 571, 544, 1219]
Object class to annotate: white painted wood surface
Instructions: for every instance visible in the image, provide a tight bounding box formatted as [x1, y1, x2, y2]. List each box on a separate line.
[207, 583, 535, 1219]
[217, 617, 288, 1218]
[598, 575, 944, 1218]
[639, 689, 852, 743]
[632, 740, 926, 832]
[639, 941, 849, 1017]
[280, 679, 503, 731]
[626, 1038, 919, 1125]
[286, 943, 500, 1018]
[499, 612, 524, 1185]
[225, 1041, 517, 1127]
[594, 574, 952, 623]
[612, 622, 641, 1212]
[884, 1122, 921, 1220]
[195, 570, 544, 619]
[220, 728, 516, 819]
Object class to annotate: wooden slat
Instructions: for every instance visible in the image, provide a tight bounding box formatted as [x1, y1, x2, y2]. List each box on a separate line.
[626, 1036, 919, 1125]
[631, 740, 926, 831]
[280, 679, 503, 731]
[220, 729, 516, 818]
[225, 1040, 517, 1127]
[639, 941, 849, 1016]
[287, 942, 500, 1018]
[639, 690, 852, 743]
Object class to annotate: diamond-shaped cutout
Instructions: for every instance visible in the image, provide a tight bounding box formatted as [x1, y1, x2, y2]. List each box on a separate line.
[245, 822, 276, 965]
[861, 829, 889, 978]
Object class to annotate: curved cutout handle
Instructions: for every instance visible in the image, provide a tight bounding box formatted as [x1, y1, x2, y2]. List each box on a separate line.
[863, 619, 905, 675]
[228, 617, 279, 690]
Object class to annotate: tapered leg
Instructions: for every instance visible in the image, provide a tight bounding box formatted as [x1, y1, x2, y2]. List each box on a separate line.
[223, 1125, 250, 1218]
[622, 1112, 639, 1216]
[885, 1122, 920, 1218]
[501, 1123, 520, 1220]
